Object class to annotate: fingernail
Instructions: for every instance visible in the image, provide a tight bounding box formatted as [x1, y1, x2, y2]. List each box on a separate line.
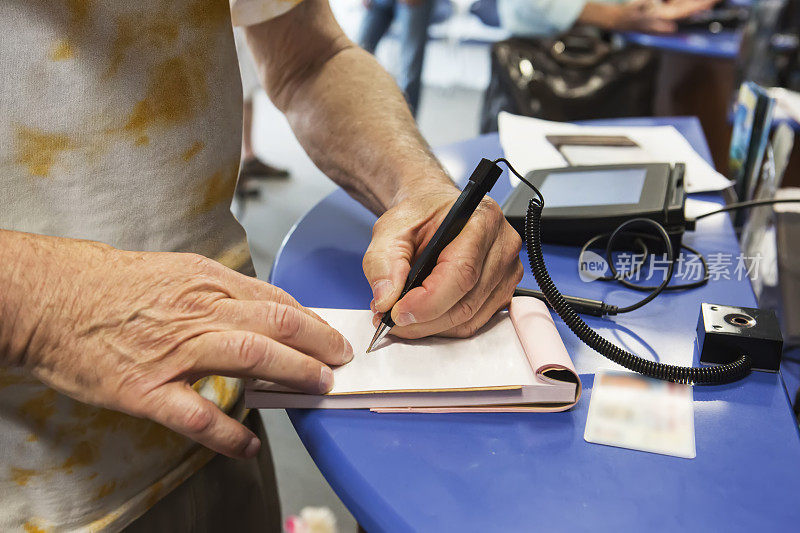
[244, 437, 260, 458]
[372, 280, 394, 306]
[395, 312, 416, 326]
[370, 299, 377, 313]
[342, 339, 354, 363]
[319, 366, 334, 392]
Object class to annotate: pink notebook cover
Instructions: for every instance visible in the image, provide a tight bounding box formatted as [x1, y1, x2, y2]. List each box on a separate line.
[246, 297, 581, 412]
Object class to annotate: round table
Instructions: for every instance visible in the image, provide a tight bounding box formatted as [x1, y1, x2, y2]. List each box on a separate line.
[268, 119, 800, 532]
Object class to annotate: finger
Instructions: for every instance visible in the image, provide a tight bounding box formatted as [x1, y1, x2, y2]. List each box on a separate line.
[640, 18, 678, 33]
[390, 201, 502, 326]
[439, 261, 524, 338]
[182, 253, 326, 325]
[184, 331, 334, 394]
[362, 221, 415, 312]
[654, 20, 678, 33]
[214, 299, 353, 365]
[139, 383, 260, 459]
[219, 270, 329, 324]
[390, 230, 522, 338]
[392, 259, 523, 339]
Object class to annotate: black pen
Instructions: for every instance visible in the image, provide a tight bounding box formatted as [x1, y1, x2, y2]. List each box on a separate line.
[366, 158, 504, 352]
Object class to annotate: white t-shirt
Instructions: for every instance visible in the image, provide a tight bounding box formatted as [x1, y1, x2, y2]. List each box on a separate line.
[0, 0, 299, 530]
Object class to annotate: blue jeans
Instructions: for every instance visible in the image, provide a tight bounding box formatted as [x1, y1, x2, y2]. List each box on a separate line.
[358, 0, 435, 117]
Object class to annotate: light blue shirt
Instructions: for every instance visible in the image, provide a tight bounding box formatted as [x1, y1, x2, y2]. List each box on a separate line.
[497, 0, 627, 38]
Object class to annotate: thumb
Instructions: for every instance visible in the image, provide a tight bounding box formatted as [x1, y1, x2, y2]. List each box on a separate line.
[362, 231, 412, 313]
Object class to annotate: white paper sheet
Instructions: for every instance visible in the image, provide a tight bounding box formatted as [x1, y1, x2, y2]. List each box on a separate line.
[498, 112, 732, 194]
[684, 197, 723, 220]
[267, 308, 538, 394]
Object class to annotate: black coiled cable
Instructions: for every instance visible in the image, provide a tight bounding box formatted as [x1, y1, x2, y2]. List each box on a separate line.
[524, 197, 751, 384]
[495, 157, 751, 383]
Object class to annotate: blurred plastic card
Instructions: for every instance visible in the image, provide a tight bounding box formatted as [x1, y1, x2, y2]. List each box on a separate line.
[585, 371, 696, 459]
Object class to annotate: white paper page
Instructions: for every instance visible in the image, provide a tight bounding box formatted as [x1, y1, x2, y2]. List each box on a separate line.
[684, 197, 722, 220]
[302, 308, 537, 394]
[558, 145, 654, 166]
[769, 87, 800, 124]
[498, 112, 732, 194]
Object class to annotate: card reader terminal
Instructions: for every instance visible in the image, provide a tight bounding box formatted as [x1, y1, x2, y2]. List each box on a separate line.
[502, 163, 687, 252]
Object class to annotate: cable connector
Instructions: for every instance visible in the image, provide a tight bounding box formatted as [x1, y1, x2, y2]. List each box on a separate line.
[514, 287, 618, 317]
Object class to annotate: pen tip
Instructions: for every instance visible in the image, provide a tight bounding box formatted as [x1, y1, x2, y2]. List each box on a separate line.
[366, 324, 386, 354]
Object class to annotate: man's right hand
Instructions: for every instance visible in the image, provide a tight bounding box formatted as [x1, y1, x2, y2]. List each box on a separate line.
[0, 231, 352, 459]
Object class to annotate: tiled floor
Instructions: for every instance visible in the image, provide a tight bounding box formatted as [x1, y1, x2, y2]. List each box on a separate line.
[239, 85, 483, 530]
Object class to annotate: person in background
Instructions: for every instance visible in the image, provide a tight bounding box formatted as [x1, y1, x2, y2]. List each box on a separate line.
[234, 26, 290, 192]
[497, 0, 722, 37]
[359, 0, 436, 117]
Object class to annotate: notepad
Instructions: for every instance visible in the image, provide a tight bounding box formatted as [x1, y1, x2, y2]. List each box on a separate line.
[245, 297, 581, 412]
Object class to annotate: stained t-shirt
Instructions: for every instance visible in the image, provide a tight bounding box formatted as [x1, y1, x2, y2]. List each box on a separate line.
[0, 0, 300, 530]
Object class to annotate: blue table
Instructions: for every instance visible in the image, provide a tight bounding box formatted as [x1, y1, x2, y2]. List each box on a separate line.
[624, 30, 741, 59]
[270, 117, 800, 532]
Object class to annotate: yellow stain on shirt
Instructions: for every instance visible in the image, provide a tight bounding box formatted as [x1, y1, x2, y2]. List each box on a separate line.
[59, 0, 94, 48]
[134, 420, 185, 451]
[214, 239, 252, 271]
[94, 480, 117, 501]
[123, 55, 208, 142]
[70, 401, 186, 452]
[192, 377, 208, 392]
[195, 160, 239, 213]
[65, 0, 93, 26]
[107, 16, 179, 77]
[211, 376, 238, 409]
[187, 0, 230, 28]
[183, 140, 205, 161]
[19, 389, 57, 429]
[11, 468, 37, 486]
[14, 126, 77, 178]
[0, 369, 30, 389]
[145, 481, 164, 511]
[71, 402, 129, 432]
[84, 508, 122, 532]
[62, 441, 99, 473]
[50, 40, 75, 61]
[23, 521, 49, 533]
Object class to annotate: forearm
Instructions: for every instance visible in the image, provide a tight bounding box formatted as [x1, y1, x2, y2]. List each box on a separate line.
[0, 230, 105, 367]
[1, 230, 43, 366]
[245, 1, 455, 215]
[577, 2, 623, 31]
[283, 46, 453, 214]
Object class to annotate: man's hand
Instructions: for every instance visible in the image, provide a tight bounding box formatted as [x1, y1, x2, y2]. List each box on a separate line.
[582, 0, 721, 34]
[363, 182, 524, 338]
[0, 232, 352, 459]
[246, 0, 522, 337]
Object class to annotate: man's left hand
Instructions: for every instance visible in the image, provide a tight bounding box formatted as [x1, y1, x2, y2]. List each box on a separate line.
[363, 182, 524, 339]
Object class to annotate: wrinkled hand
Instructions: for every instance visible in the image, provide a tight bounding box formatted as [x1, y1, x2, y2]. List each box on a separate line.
[363, 182, 523, 338]
[616, 0, 721, 34]
[7, 239, 352, 458]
